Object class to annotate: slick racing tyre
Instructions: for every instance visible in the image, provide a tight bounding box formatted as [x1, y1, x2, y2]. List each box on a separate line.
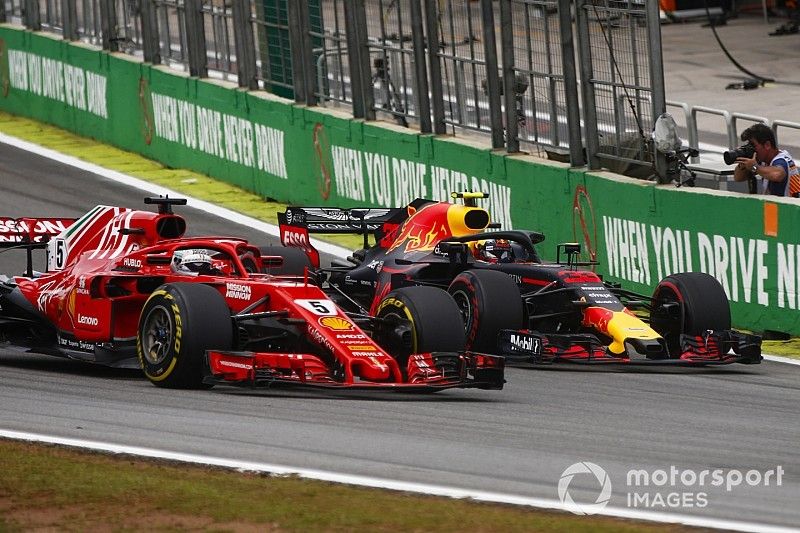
[651, 272, 731, 355]
[448, 270, 524, 353]
[138, 283, 233, 388]
[259, 246, 312, 276]
[375, 286, 466, 367]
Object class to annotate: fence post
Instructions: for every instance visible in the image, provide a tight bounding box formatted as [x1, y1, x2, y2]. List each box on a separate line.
[287, 0, 317, 104]
[24, 0, 41, 30]
[558, 0, 584, 166]
[0, 1, 5, 23]
[575, 1, 600, 169]
[409, 0, 431, 133]
[140, 0, 161, 64]
[184, 0, 208, 78]
[343, 0, 374, 120]
[423, 0, 445, 134]
[99, 0, 119, 51]
[646, 0, 668, 182]
[62, 0, 78, 40]
[232, 0, 258, 89]
[480, 0, 504, 149]
[499, 0, 517, 153]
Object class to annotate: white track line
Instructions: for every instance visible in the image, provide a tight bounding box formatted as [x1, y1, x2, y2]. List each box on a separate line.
[0, 429, 793, 533]
[0, 131, 352, 259]
[763, 354, 800, 366]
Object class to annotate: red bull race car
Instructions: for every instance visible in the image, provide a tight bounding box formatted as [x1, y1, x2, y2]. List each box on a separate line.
[0, 197, 503, 391]
[276, 192, 761, 366]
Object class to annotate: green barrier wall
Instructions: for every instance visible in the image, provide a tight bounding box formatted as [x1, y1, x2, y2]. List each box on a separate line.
[2, 26, 800, 335]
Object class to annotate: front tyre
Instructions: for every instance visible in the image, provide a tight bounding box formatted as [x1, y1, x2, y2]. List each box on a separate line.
[651, 272, 731, 355]
[138, 283, 233, 388]
[375, 286, 465, 367]
[448, 270, 524, 353]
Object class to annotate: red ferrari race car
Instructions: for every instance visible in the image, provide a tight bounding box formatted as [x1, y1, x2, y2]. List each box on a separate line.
[0, 197, 503, 391]
[276, 192, 762, 366]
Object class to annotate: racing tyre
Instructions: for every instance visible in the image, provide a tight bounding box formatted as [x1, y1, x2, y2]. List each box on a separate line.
[138, 283, 233, 388]
[375, 286, 466, 367]
[651, 272, 731, 355]
[448, 270, 524, 353]
[259, 246, 312, 276]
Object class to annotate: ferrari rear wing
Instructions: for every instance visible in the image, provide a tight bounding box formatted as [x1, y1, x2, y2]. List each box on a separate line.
[0, 217, 76, 245]
[0, 217, 77, 277]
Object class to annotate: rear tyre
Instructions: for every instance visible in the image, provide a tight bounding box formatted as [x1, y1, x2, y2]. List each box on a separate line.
[448, 270, 524, 353]
[138, 283, 233, 388]
[375, 286, 466, 368]
[259, 245, 312, 276]
[651, 272, 731, 355]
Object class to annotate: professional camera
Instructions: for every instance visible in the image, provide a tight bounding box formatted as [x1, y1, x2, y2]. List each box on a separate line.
[723, 142, 756, 165]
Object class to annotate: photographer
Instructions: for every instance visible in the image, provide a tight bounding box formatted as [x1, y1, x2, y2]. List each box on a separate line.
[732, 124, 800, 197]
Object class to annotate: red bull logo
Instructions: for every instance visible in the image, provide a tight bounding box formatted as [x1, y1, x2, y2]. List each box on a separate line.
[388, 221, 450, 253]
[582, 306, 615, 334]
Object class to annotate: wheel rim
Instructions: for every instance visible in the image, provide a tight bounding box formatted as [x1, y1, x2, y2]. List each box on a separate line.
[141, 305, 173, 365]
[450, 289, 473, 332]
[382, 310, 415, 353]
[653, 287, 683, 348]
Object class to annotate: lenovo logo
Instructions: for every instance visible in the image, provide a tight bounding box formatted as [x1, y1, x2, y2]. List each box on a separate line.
[77, 314, 99, 326]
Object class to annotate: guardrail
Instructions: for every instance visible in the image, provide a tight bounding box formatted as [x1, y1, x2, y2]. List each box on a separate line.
[667, 100, 800, 163]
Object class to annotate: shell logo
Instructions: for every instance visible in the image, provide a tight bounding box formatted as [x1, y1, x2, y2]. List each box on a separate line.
[319, 316, 354, 331]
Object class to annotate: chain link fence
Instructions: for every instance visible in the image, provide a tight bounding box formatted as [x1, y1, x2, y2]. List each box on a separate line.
[3, 0, 667, 178]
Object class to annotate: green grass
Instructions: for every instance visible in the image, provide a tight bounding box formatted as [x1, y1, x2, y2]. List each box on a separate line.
[762, 338, 800, 359]
[0, 439, 694, 532]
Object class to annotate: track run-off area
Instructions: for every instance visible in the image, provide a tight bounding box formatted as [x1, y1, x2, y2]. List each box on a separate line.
[0, 131, 798, 532]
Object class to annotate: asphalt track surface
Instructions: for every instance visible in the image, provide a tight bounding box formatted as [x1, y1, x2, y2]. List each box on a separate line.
[1, 143, 800, 530]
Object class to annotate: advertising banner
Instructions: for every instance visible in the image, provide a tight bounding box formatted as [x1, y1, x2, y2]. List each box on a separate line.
[1, 27, 799, 334]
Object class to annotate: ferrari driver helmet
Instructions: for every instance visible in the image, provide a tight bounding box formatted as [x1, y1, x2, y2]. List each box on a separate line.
[171, 249, 214, 275]
[474, 239, 515, 263]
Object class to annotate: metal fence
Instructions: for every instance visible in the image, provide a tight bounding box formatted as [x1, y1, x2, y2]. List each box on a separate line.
[2, 0, 669, 179]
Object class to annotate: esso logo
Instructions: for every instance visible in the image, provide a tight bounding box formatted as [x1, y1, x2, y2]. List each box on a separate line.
[283, 230, 308, 247]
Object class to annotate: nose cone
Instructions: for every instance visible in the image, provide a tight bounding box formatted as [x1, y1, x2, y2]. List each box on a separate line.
[582, 307, 660, 355]
[351, 358, 392, 381]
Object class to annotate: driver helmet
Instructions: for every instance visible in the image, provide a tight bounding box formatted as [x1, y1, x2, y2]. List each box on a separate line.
[474, 239, 514, 263]
[171, 249, 213, 275]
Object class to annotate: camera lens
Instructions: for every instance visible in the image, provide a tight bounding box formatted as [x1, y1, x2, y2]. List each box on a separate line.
[723, 150, 738, 165]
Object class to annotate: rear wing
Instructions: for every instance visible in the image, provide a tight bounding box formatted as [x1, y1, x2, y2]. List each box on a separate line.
[278, 207, 410, 265]
[0, 217, 77, 245]
[280, 207, 405, 234]
[0, 216, 78, 276]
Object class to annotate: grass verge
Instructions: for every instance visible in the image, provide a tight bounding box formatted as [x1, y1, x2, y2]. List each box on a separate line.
[0, 439, 695, 532]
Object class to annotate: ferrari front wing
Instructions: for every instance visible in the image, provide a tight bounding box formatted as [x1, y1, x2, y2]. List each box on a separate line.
[204, 350, 505, 390]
